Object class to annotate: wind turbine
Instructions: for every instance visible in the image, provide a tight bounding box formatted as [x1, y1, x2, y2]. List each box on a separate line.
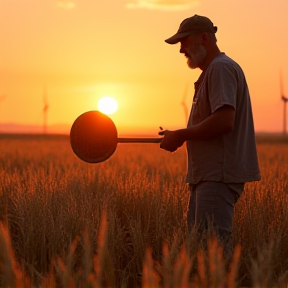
[181, 83, 189, 124]
[280, 71, 288, 135]
[43, 86, 49, 134]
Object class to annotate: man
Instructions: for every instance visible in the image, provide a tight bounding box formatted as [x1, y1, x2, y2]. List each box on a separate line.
[159, 15, 261, 247]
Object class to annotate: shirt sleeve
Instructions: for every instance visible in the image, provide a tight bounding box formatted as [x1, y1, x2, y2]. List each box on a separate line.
[207, 61, 238, 113]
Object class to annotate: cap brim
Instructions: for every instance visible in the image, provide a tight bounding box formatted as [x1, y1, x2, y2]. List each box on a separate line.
[165, 27, 218, 44]
[165, 31, 193, 44]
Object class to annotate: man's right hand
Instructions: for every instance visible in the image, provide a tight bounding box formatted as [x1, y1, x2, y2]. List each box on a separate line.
[159, 130, 185, 152]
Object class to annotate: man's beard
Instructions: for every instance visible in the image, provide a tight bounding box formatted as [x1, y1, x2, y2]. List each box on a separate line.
[187, 44, 207, 69]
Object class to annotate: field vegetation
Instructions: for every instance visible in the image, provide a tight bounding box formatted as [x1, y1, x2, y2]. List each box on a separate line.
[0, 134, 288, 287]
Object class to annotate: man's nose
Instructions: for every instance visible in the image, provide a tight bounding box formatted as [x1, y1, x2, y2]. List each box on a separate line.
[180, 46, 185, 54]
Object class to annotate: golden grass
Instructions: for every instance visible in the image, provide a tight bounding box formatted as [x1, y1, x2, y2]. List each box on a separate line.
[0, 134, 288, 287]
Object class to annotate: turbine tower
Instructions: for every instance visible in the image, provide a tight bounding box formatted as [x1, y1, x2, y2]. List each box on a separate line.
[43, 86, 49, 134]
[280, 71, 288, 135]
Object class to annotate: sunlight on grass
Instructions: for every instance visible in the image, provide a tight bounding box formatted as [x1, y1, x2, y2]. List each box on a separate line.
[0, 135, 288, 287]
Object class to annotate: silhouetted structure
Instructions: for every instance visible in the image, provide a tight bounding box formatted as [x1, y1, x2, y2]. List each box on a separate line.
[280, 71, 287, 135]
[282, 96, 288, 135]
[43, 86, 49, 134]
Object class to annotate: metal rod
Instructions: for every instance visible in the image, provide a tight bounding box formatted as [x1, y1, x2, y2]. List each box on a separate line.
[118, 137, 163, 143]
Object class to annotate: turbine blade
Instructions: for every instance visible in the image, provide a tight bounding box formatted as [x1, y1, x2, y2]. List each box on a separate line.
[280, 70, 288, 102]
[43, 85, 49, 111]
[280, 69, 284, 98]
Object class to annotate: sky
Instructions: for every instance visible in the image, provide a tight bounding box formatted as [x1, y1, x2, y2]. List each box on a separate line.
[0, 0, 288, 135]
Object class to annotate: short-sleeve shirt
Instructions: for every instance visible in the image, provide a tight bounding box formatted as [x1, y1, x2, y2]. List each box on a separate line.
[186, 53, 261, 184]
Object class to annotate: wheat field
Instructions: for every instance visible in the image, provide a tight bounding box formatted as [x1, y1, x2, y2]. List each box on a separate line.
[0, 134, 288, 287]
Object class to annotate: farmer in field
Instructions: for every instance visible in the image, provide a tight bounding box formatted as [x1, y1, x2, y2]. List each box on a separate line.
[159, 15, 261, 250]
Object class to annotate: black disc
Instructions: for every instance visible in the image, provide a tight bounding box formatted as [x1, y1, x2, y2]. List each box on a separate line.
[70, 111, 118, 163]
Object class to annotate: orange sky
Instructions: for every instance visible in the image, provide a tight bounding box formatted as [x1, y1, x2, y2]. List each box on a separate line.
[0, 0, 288, 135]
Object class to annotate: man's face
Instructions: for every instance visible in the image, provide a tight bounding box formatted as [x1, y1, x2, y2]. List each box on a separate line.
[180, 34, 207, 69]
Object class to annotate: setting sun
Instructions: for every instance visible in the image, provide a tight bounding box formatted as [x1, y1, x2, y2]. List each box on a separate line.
[97, 96, 118, 115]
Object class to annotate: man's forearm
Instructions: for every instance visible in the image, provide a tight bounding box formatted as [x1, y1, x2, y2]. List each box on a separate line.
[176, 106, 235, 141]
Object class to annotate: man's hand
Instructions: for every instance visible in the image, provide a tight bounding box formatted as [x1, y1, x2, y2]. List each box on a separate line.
[158, 105, 235, 152]
[159, 130, 185, 152]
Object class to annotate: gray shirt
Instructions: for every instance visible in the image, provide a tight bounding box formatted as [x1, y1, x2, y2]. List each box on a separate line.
[186, 53, 261, 184]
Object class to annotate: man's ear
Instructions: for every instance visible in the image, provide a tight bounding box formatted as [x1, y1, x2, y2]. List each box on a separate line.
[201, 32, 209, 45]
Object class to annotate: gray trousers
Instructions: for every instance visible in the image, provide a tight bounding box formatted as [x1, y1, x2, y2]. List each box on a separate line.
[187, 181, 244, 241]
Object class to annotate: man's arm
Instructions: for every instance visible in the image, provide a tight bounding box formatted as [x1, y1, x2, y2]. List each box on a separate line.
[159, 105, 235, 152]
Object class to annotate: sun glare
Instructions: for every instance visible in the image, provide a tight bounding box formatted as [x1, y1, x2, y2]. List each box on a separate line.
[97, 96, 118, 115]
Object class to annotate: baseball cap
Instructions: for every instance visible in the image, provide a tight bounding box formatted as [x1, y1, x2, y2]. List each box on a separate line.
[165, 14, 217, 45]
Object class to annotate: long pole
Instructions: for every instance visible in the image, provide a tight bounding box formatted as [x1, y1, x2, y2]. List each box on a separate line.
[118, 137, 162, 143]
